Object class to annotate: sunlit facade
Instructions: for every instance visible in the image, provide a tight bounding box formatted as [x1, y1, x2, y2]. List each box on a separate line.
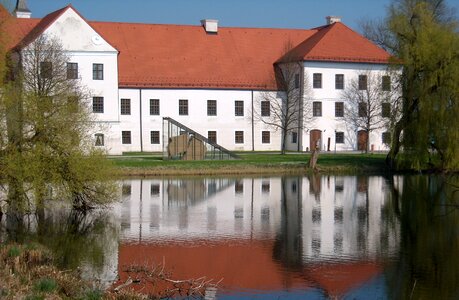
[2, 2, 397, 154]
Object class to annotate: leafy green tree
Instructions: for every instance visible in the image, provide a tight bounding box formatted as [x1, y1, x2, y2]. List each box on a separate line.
[362, 0, 459, 170]
[0, 34, 115, 216]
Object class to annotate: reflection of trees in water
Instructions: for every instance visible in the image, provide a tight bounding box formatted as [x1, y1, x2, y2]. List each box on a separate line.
[273, 177, 303, 272]
[386, 175, 459, 299]
[0, 209, 119, 283]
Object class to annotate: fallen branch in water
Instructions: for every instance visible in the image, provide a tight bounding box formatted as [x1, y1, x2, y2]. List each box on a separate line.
[112, 258, 223, 299]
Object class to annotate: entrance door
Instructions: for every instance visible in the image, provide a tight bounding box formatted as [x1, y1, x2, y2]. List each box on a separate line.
[310, 130, 322, 151]
[357, 130, 368, 151]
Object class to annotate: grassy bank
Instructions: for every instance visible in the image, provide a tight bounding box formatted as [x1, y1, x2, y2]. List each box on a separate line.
[110, 152, 390, 176]
[0, 243, 217, 299]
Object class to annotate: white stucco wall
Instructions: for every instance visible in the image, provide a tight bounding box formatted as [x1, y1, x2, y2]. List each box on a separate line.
[23, 7, 398, 155]
[111, 88, 284, 154]
[303, 61, 394, 152]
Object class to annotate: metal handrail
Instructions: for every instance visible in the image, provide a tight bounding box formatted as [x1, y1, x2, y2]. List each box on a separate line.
[163, 117, 239, 159]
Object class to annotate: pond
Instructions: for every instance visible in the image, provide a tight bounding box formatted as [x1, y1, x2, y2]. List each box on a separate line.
[1, 174, 458, 299]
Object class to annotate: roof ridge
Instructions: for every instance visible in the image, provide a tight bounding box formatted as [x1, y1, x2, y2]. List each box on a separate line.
[89, 19, 315, 32]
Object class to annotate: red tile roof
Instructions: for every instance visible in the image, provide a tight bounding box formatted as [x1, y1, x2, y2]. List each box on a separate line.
[2, 5, 392, 90]
[90, 21, 315, 90]
[282, 22, 391, 64]
[116, 240, 310, 295]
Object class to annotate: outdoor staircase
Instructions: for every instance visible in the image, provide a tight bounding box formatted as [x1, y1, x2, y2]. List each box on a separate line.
[163, 117, 239, 160]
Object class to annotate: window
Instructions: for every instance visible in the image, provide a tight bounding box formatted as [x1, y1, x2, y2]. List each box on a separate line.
[235, 131, 244, 144]
[382, 76, 391, 91]
[208, 131, 217, 144]
[120, 98, 131, 115]
[122, 184, 131, 196]
[150, 99, 160, 115]
[151, 131, 160, 144]
[179, 99, 188, 115]
[235, 100, 244, 116]
[235, 180, 243, 194]
[93, 63, 103, 80]
[335, 74, 344, 89]
[294, 73, 300, 88]
[122, 131, 131, 144]
[335, 102, 344, 117]
[92, 97, 104, 113]
[313, 73, 322, 88]
[381, 102, 391, 118]
[261, 101, 270, 117]
[40, 62, 52, 79]
[335, 132, 344, 144]
[358, 102, 367, 117]
[382, 132, 391, 144]
[67, 62, 78, 79]
[291, 131, 298, 144]
[262, 131, 270, 144]
[95, 133, 104, 146]
[313, 101, 322, 117]
[262, 181, 270, 193]
[151, 184, 160, 196]
[358, 75, 367, 90]
[207, 100, 217, 116]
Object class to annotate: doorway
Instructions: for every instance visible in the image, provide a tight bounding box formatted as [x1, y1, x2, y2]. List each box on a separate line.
[310, 130, 322, 151]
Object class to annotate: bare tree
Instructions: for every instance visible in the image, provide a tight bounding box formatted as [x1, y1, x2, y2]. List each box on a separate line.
[253, 42, 313, 154]
[341, 71, 400, 153]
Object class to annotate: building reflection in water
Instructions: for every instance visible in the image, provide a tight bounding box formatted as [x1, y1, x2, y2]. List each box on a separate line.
[114, 175, 400, 297]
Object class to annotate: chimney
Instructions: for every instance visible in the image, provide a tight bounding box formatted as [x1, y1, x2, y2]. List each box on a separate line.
[201, 19, 218, 34]
[326, 16, 341, 25]
[14, 0, 31, 18]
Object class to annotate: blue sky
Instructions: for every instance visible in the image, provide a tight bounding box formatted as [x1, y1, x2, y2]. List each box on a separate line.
[9, 0, 459, 32]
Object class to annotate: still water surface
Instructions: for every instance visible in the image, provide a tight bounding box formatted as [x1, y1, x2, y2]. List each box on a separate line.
[2, 175, 458, 299]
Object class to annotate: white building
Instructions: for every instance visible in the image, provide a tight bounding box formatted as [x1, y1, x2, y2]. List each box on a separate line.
[2, 1, 396, 155]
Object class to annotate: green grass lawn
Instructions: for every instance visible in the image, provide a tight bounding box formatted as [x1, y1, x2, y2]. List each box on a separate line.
[109, 152, 389, 174]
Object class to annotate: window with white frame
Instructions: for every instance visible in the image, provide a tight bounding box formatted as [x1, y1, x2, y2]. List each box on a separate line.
[208, 131, 217, 144]
[95, 133, 104, 146]
[262, 131, 270, 144]
[235, 100, 244, 116]
[261, 101, 270, 117]
[151, 131, 160, 144]
[150, 99, 160, 115]
[93, 63, 103, 80]
[120, 98, 131, 115]
[313, 101, 322, 117]
[335, 132, 344, 144]
[179, 99, 188, 115]
[92, 97, 104, 113]
[313, 73, 322, 88]
[67, 62, 78, 79]
[122, 131, 131, 144]
[207, 100, 217, 116]
[235, 131, 244, 144]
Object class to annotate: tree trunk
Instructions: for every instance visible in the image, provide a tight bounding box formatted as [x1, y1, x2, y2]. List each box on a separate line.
[386, 118, 404, 169]
[308, 149, 319, 170]
[281, 128, 287, 155]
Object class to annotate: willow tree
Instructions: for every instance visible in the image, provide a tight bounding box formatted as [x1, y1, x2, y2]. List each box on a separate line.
[362, 0, 459, 170]
[0, 35, 114, 216]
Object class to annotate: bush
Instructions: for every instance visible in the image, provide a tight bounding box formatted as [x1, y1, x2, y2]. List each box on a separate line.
[33, 278, 57, 293]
